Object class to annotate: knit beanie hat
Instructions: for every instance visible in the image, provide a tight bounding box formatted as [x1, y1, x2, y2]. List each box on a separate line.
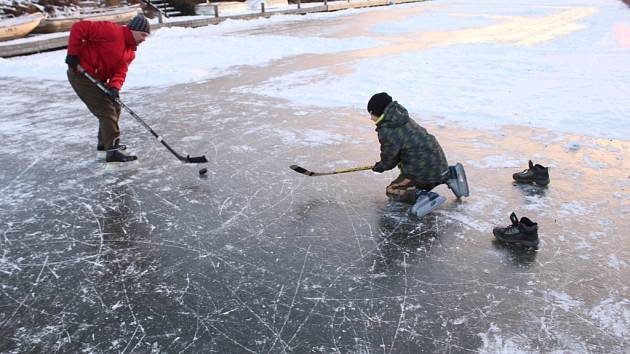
[128, 15, 150, 34]
[367, 92, 393, 117]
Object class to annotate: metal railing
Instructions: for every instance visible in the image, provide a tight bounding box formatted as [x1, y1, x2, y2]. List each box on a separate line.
[139, 0, 178, 23]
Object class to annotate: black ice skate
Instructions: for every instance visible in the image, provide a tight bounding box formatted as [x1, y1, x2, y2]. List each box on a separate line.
[97, 143, 127, 158]
[492, 212, 539, 247]
[105, 148, 137, 163]
[513, 160, 550, 186]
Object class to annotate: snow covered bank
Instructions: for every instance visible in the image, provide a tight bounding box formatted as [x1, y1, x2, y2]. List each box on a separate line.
[238, 0, 630, 140]
[0, 15, 381, 87]
[1, 0, 629, 140]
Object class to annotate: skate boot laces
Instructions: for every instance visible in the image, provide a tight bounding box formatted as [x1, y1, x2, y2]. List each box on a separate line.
[502, 212, 521, 234]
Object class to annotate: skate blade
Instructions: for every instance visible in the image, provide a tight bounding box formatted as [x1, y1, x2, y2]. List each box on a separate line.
[103, 160, 139, 172]
[447, 163, 470, 198]
[410, 193, 430, 215]
[411, 194, 446, 218]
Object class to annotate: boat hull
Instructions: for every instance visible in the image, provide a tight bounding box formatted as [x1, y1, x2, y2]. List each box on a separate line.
[0, 13, 45, 42]
[33, 5, 141, 34]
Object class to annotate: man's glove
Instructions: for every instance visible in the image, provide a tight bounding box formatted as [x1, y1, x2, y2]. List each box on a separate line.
[65, 55, 79, 70]
[372, 162, 385, 173]
[107, 88, 119, 101]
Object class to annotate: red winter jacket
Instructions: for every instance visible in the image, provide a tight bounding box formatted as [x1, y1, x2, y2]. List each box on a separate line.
[67, 21, 137, 90]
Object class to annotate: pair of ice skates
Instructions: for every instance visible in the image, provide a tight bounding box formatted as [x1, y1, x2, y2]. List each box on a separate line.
[410, 163, 469, 218]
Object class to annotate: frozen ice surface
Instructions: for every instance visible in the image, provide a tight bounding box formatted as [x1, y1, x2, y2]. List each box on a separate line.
[2, 0, 630, 352]
[2, 77, 629, 352]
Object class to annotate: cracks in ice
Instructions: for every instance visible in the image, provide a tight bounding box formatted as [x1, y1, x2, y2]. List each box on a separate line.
[122, 298, 145, 353]
[268, 245, 310, 352]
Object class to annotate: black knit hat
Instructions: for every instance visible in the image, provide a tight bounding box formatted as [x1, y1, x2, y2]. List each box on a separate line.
[367, 92, 392, 117]
[128, 15, 150, 34]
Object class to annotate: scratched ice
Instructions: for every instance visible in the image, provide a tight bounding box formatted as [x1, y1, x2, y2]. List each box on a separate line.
[1, 0, 630, 352]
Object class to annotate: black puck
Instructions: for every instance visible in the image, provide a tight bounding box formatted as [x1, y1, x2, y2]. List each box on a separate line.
[199, 168, 208, 175]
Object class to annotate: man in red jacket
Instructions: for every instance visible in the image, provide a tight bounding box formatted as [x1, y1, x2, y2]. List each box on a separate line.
[65, 15, 150, 163]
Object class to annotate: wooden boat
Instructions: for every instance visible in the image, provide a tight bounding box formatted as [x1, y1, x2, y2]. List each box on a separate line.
[33, 4, 141, 34]
[0, 13, 45, 42]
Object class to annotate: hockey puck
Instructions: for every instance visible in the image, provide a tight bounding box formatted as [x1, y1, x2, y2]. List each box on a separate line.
[199, 168, 208, 175]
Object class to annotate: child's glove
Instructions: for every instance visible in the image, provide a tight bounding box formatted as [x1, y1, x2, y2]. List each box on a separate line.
[372, 162, 385, 173]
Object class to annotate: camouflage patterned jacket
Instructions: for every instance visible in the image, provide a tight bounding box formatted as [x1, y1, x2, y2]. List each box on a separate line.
[373, 101, 449, 182]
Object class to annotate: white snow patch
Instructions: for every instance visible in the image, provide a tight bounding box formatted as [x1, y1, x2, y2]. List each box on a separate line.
[475, 156, 524, 169]
[323, 159, 360, 169]
[558, 201, 588, 216]
[607, 254, 628, 271]
[548, 290, 582, 312]
[589, 231, 607, 239]
[239, 0, 630, 140]
[276, 128, 354, 147]
[590, 297, 630, 338]
[478, 323, 531, 354]
[521, 195, 550, 211]
[582, 154, 608, 169]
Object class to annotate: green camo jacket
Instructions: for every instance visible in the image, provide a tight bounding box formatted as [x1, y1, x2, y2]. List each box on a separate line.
[374, 101, 449, 182]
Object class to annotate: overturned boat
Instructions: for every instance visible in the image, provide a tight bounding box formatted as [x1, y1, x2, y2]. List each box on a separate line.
[0, 13, 45, 41]
[33, 4, 140, 34]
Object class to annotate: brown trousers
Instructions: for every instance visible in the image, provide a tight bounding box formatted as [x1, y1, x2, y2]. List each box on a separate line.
[67, 69, 121, 150]
[386, 174, 442, 204]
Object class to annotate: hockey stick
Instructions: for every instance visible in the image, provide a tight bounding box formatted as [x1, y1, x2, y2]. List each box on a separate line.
[78, 66, 208, 164]
[289, 164, 372, 176]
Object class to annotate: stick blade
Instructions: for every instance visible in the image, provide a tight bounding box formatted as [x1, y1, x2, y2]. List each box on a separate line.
[290, 165, 314, 176]
[184, 155, 209, 164]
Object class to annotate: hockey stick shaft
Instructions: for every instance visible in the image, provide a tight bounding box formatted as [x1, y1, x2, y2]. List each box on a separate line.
[78, 66, 208, 164]
[290, 164, 372, 176]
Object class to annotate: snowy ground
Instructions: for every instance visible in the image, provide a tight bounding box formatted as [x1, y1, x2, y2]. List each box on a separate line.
[1, 0, 630, 352]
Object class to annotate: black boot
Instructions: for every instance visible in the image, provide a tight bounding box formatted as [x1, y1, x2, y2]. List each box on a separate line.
[97, 142, 127, 160]
[493, 212, 539, 246]
[97, 143, 126, 152]
[105, 149, 137, 163]
[513, 160, 550, 186]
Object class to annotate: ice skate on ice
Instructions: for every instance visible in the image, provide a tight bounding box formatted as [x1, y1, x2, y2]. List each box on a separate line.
[103, 148, 138, 171]
[97, 142, 126, 159]
[446, 163, 469, 198]
[410, 190, 446, 218]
